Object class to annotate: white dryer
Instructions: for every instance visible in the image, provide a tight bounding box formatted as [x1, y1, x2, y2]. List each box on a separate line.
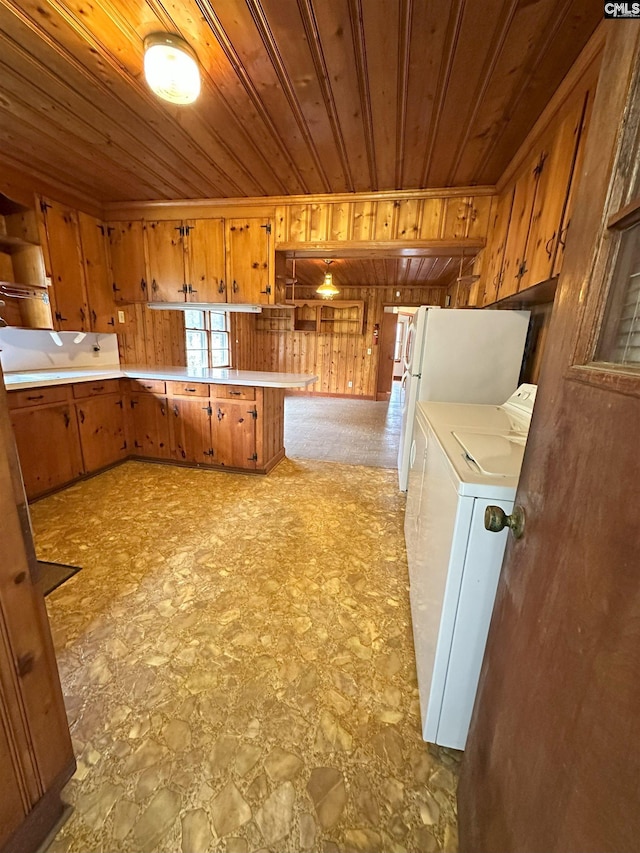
[405, 384, 536, 750]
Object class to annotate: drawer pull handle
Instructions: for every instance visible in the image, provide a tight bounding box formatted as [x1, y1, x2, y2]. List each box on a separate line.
[92, 386, 104, 391]
[27, 395, 44, 401]
[79, 409, 85, 424]
[14, 571, 26, 585]
[185, 387, 196, 393]
[229, 390, 241, 396]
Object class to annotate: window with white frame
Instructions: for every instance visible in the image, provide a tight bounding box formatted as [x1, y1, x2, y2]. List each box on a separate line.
[185, 310, 231, 370]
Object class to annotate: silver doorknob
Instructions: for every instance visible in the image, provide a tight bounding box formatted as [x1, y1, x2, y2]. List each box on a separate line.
[484, 505, 525, 539]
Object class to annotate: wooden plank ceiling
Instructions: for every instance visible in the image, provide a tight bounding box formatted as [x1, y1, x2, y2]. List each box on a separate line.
[287, 255, 476, 290]
[0, 0, 601, 205]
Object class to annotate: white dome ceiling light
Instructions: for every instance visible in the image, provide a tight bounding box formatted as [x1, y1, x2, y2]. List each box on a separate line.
[143, 33, 201, 105]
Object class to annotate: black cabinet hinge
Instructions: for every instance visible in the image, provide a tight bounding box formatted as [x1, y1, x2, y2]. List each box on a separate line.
[260, 223, 272, 235]
[533, 153, 547, 178]
[39, 199, 52, 213]
[204, 448, 214, 457]
[248, 408, 258, 420]
[248, 452, 258, 461]
[202, 404, 213, 416]
[184, 225, 194, 236]
[260, 285, 272, 296]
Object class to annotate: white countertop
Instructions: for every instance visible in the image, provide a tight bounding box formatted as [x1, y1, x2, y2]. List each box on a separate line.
[3, 366, 318, 391]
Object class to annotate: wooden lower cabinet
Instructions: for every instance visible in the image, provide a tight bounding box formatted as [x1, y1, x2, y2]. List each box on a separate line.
[0, 377, 75, 853]
[169, 396, 213, 464]
[8, 379, 286, 500]
[212, 400, 257, 469]
[9, 402, 83, 498]
[129, 393, 171, 459]
[75, 394, 127, 473]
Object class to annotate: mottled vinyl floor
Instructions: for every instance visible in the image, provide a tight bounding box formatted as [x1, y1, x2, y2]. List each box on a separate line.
[33, 458, 460, 853]
[284, 383, 402, 468]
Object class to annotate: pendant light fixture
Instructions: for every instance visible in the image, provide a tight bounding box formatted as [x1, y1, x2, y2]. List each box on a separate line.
[144, 33, 201, 105]
[316, 260, 339, 299]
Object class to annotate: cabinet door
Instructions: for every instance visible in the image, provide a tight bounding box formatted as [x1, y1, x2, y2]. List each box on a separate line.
[226, 218, 273, 304]
[10, 404, 84, 499]
[42, 199, 89, 331]
[186, 218, 226, 302]
[107, 221, 147, 303]
[519, 94, 585, 291]
[499, 157, 541, 300]
[552, 89, 595, 279]
[169, 398, 212, 463]
[78, 212, 116, 333]
[76, 395, 126, 473]
[481, 189, 515, 306]
[146, 220, 187, 302]
[212, 401, 257, 469]
[130, 394, 171, 459]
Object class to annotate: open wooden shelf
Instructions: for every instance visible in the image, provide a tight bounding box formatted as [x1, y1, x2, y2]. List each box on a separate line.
[288, 299, 365, 334]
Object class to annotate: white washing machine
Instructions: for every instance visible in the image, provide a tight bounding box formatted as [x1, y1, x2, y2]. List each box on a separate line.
[405, 384, 536, 750]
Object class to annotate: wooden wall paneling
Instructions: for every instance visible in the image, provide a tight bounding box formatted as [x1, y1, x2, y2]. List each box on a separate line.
[375, 200, 399, 241]
[351, 201, 377, 241]
[395, 198, 422, 240]
[418, 198, 444, 240]
[328, 201, 353, 242]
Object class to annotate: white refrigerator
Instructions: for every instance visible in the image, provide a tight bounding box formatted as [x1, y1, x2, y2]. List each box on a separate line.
[397, 307, 530, 490]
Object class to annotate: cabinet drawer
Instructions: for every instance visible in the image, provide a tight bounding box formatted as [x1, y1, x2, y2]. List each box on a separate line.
[73, 379, 121, 399]
[167, 381, 210, 398]
[214, 385, 256, 401]
[8, 385, 70, 409]
[129, 378, 166, 394]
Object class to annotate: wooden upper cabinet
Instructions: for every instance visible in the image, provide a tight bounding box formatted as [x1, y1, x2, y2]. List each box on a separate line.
[107, 220, 147, 303]
[41, 198, 89, 331]
[498, 154, 542, 300]
[146, 220, 187, 302]
[519, 93, 587, 291]
[77, 212, 116, 333]
[226, 218, 274, 304]
[481, 189, 515, 306]
[186, 218, 226, 302]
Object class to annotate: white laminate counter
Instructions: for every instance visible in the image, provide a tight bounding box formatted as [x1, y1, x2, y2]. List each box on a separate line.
[3, 366, 318, 391]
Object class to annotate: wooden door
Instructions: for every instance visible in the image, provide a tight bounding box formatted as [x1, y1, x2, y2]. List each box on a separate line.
[130, 394, 171, 459]
[185, 218, 226, 302]
[169, 398, 212, 463]
[10, 404, 83, 498]
[42, 198, 89, 331]
[458, 26, 640, 853]
[212, 401, 256, 469]
[226, 218, 273, 304]
[0, 375, 75, 851]
[375, 311, 397, 401]
[78, 212, 116, 333]
[76, 395, 126, 473]
[107, 221, 147, 303]
[146, 220, 186, 302]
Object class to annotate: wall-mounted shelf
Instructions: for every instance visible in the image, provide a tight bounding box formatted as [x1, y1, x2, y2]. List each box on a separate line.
[0, 194, 52, 329]
[289, 300, 365, 334]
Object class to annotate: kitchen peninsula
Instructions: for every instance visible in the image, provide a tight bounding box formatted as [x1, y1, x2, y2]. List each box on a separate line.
[2, 337, 316, 499]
